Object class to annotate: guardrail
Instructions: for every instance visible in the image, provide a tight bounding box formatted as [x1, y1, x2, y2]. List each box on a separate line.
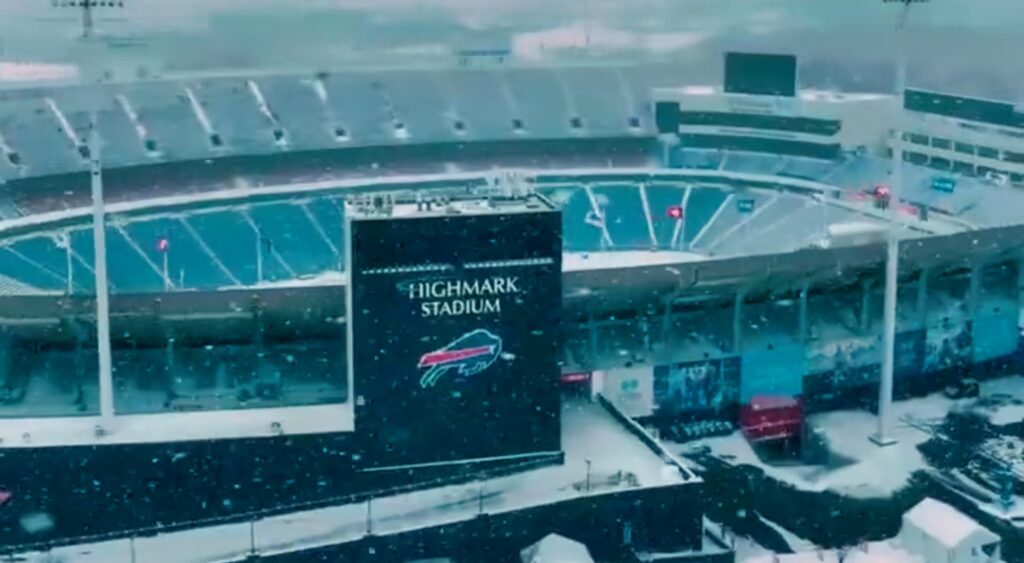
[596, 393, 699, 483]
[3, 451, 562, 558]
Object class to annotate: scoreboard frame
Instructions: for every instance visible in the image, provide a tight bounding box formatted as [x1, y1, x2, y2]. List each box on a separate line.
[345, 195, 563, 470]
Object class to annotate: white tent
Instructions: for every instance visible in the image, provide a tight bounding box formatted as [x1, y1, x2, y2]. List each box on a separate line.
[520, 533, 595, 563]
[898, 498, 1001, 563]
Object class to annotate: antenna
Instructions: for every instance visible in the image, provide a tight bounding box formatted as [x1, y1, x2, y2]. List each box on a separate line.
[51, 0, 127, 41]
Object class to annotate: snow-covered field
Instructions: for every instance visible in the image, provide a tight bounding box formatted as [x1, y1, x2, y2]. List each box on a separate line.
[683, 375, 1024, 499]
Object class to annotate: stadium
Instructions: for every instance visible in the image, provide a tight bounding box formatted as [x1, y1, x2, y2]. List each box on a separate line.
[2, 50, 1024, 560]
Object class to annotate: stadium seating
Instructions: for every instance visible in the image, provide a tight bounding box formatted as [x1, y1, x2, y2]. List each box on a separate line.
[674, 148, 723, 170]
[590, 184, 652, 249]
[720, 151, 784, 175]
[776, 157, 841, 181]
[0, 65, 673, 180]
[0, 178, 887, 295]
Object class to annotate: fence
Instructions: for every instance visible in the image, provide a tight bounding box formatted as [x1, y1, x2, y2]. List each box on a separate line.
[4, 452, 561, 560]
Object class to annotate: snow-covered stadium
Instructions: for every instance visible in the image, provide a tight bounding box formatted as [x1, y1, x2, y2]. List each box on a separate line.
[3, 55, 1024, 558]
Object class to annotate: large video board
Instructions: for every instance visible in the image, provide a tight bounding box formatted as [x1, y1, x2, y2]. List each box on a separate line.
[724, 52, 798, 98]
[348, 204, 563, 468]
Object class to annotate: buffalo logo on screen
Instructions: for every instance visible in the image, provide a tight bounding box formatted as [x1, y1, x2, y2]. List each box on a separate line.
[418, 329, 503, 388]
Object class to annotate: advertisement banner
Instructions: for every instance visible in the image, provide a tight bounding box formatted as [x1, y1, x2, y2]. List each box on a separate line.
[653, 357, 740, 417]
[349, 207, 563, 468]
[741, 344, 805, 402]
[604, 366, 655, 419]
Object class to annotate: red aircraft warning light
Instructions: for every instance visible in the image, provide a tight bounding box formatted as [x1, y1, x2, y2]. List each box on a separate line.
[157, 238, 169, 253]
[666, 205, 684, 220]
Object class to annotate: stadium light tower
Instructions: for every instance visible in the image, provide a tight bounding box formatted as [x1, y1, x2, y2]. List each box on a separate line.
[52, 0, 128, 430]
[872, 0, 929, 447]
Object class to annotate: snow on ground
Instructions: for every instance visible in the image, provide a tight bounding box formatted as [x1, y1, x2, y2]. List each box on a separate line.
[755, 513, 816, 553]
[733, 535, 774, 563]
[688, 376, 1024, 499]
[742, 542, 925, 563]
[14, 400, 681, 563]
[218, 270, 347, 290]
[691, 384, 980, 499]
[563, 250, 706, 271]
[973, 376, 1024, 426]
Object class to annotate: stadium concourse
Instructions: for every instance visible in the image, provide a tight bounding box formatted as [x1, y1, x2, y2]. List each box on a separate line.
[2, 59, 1024, 559]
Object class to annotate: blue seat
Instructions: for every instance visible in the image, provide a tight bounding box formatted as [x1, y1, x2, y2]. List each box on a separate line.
[69, 229, 96, 293]
[304, 196, 345, 263]
[645, 183, 688, 249]
[536, 185, 604, 252]
[693, 191, 775, 252]
[8, 237, 68, 283]
[248, 203, 338, 276]
[102, 227, 166, 293]
[591, 184, 650, 249]
[674, 148, 721, 170]
[186, 211, 258, 286]
[123, 217, 236, 290]
[0, 245, 64, 291]
[681, 188, 728, 246]
[722, 152, 780, 175]
[778, 157, 838, 181]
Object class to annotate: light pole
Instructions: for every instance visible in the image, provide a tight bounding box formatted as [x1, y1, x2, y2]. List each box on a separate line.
[872, 0, 929, 447]
[585, 458, 592, 493]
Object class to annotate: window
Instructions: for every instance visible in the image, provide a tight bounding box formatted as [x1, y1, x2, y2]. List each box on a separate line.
[952, 160, 976, 175]
[978, 146, 999, 159]
[906, 151, 929, 165]
[908, 133, 930, 145]
[931, 137, 951, 150]
[1003, 151, 1024, 164]
[677, 111, 841, 136]
[570, 117, 583, 129]
[954, 141, 975, 154]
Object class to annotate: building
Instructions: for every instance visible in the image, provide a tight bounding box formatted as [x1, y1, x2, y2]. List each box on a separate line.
[899, 498, 1001, 563]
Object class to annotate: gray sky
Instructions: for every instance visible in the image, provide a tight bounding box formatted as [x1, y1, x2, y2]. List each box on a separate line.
[1, 0, 1023, 98]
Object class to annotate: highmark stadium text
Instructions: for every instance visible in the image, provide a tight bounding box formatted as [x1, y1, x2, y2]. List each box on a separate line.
[407, 276, 522, 317]
[346, 195, 563, 468]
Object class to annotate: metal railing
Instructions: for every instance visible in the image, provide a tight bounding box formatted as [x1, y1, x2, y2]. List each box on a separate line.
[4, 452, 561, 559]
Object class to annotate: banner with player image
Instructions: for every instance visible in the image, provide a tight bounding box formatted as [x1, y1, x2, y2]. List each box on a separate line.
[653, 357, 741, 417]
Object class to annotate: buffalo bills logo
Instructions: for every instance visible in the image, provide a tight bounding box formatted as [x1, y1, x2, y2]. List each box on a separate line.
[418, 329, 503, 388]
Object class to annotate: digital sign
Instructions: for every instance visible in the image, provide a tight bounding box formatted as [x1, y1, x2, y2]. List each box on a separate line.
[347, 204, 563, 468]
[724, 52, 798, 98]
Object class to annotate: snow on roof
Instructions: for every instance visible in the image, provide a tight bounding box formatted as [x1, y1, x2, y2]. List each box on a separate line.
[903, 498, 995, 549]
[521, 533, 594, 563]
[744, 542, 924, 563]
